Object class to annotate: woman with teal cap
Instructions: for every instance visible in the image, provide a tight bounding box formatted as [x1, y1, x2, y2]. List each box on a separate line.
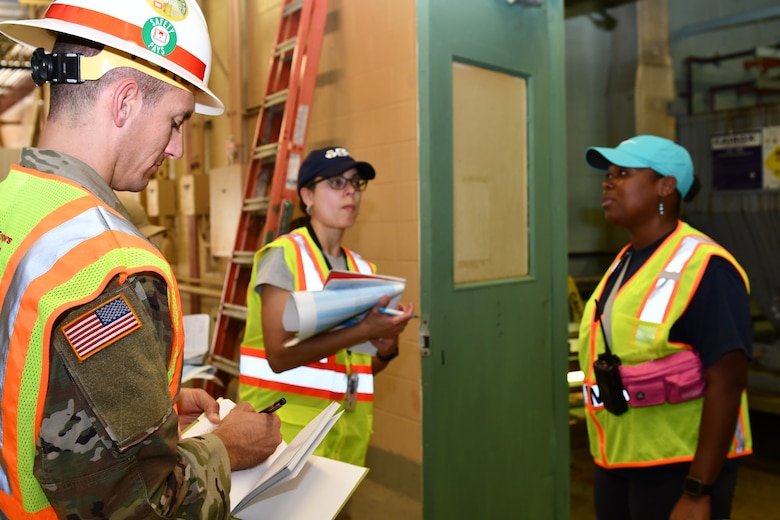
[578, 135, 753, 519]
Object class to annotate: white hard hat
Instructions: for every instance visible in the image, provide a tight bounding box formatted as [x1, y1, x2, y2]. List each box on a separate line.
[0, 0, 223, 116]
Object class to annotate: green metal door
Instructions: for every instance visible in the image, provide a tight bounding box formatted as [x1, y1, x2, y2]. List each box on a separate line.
[418, 0, 569, 518]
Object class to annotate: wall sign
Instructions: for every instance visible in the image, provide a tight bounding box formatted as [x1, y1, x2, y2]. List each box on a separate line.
[711, 130, 763, 191]
[762, 126, 780, 190]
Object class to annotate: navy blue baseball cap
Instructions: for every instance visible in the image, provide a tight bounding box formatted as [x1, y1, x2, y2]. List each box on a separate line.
[297, 147, 376, 193]
[585, 135, 694, 198]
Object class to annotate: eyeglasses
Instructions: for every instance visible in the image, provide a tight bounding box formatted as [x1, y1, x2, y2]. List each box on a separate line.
[308, 175, 368, 192]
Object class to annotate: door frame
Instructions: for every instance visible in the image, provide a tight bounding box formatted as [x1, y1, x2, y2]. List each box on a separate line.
[418, 0, 570, 518]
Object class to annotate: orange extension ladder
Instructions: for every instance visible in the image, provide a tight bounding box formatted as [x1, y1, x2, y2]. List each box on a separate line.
[208, 0, 329, 394]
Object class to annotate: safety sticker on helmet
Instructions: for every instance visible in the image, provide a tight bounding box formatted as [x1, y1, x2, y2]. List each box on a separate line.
[144, 17, 177, 56]
[146, 0, 189, 21]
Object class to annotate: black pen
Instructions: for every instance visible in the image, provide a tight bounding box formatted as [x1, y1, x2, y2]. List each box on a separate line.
[259, 397, 286, 414]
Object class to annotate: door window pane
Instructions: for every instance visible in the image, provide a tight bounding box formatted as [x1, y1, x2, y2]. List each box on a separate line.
[452, 61, 529, 284]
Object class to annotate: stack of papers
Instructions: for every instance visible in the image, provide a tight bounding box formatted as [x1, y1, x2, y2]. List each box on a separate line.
[181, 314, 221, 385]
[183, 399, 366, 517]
[282, 270, 406, 354]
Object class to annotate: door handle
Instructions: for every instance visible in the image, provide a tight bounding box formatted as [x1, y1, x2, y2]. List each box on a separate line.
[419, 321, 430, 357]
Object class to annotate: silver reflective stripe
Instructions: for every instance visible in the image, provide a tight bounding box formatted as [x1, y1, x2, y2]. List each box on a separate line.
[0, 460, 8, 496]
[289, 233, 325, 290]
[0, 205, 138, 494]
[733, 416, 747, 454]
[241, 355, 375, 396]
[638, 236, 709, 324]
[640, 277, 676, 324]
[349, 251, 372, 273]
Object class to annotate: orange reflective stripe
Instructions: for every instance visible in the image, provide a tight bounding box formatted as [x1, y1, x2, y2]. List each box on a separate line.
[335, 360, 372, 375]
[45, 4, 207, 80]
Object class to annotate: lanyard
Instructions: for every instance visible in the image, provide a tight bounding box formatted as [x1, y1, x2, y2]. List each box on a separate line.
[305, 225, 361, 373]
[306, 223, 345, 271]
[596, 251, 632, 356]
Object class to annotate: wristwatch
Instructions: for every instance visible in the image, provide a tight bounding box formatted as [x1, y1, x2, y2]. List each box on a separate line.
[683, 476, 713, 497]
[377, 347, 399, 363]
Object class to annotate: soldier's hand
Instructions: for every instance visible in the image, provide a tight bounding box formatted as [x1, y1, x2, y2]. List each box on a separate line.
[212, 401, 283, 470]
[177, 388, 220, 429]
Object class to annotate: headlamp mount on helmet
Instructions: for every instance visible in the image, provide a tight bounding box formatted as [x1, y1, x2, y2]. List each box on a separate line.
[29, 46, 196, 94]
[31, 47, 81, 86]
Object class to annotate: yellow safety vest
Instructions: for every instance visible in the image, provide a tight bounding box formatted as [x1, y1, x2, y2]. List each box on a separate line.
[578, 221, 752, 468]
[239, 226, 376, 466]
[0, 167, 184, 518]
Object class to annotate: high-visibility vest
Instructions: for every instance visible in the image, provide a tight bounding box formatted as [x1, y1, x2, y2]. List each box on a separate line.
[239, 226, 376, 466]
[0, 167, 184, 518]
[578, 221, 752, 468]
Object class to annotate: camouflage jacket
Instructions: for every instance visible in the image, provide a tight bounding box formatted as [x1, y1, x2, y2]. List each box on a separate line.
[19, 149, 235, 519]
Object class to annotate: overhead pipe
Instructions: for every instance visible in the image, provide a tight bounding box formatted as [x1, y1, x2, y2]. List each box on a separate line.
[671, 5, 780, 42]
[682, 45, 780, 115]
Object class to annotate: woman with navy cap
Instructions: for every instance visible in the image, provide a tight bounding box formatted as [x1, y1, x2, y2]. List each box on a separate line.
[578, 135, 753, 519]
[239, 146, 415, 475]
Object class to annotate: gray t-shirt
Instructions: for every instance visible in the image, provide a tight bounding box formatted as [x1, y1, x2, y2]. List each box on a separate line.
[254, 245, 347, 294]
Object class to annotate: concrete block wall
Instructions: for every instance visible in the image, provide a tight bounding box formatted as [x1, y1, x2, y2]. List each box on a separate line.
[306, 0, 422, 471]
[204, 0, 423, 483]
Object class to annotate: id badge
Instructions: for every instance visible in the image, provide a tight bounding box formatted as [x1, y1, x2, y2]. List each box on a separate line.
[344, 372, 359, 412]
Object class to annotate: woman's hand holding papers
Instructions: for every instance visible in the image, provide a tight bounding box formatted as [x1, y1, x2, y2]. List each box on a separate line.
[361, 295, 414, 349]
[261, 287, 414, 372]
[361, 295, 415, 373]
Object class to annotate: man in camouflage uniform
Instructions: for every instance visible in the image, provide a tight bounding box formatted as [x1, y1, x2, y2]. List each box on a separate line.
[0, 1, 282, 518]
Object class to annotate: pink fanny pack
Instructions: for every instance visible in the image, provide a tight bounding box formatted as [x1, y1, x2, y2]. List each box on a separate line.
[618, 350, 706, 407]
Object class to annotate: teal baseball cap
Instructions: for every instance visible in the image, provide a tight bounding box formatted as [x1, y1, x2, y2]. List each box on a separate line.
[585, 135, 694, 198]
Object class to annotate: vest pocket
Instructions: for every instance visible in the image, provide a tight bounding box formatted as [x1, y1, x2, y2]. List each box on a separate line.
[619, 350, 705, 408]
[622, 377, 666, 407]
[666, 365, 706, 404]
[612, 313, 671, 364]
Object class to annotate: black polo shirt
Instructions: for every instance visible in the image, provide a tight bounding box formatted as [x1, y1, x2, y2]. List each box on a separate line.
[598, 233, 752, 367]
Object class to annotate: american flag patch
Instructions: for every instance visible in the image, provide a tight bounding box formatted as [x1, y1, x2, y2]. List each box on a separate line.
[62, 294, 142, 362]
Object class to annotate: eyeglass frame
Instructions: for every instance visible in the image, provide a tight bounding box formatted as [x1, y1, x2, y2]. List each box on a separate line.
[306, 174, 369, 192]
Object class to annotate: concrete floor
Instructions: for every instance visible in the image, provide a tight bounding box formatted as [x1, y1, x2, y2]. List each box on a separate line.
[348, 477, 422, 519]
[569, 410, 780, 520]
[347, 410, 780, 520]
